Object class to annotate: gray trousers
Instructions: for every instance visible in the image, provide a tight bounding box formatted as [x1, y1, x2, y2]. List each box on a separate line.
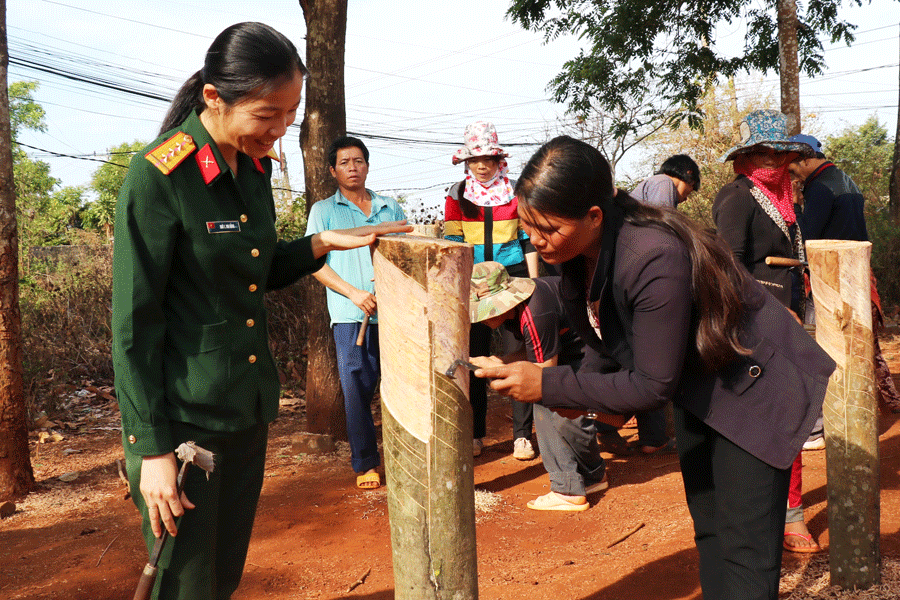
[534, 403, 606, 496]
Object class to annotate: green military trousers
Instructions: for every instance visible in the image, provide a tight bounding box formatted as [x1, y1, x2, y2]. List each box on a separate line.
[125, 421, 268, 600]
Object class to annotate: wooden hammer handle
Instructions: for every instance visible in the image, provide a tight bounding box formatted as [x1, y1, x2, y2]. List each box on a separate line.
[356, 315, 370, 346]
[765, 256, 804, 268]
[132, 564, 158, 600]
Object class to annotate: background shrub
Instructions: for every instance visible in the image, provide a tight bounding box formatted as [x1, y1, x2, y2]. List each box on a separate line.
[20, 239, 113, 415]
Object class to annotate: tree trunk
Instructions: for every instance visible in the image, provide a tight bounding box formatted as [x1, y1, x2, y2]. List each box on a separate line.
[889, 25, 900, 224]
[299, 0, 349, 438]
[807, 240, 880, 589]
[0, 0, 34, 501]
[777, 0, 801, 135]
[375, 235, 478, 599]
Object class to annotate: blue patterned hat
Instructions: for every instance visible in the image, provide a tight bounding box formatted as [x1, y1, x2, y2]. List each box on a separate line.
[720, 110, 816, 162]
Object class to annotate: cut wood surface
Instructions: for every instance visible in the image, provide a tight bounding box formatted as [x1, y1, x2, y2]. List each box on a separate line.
[374, 234, 478, 599]
[807, 239, 880, 590]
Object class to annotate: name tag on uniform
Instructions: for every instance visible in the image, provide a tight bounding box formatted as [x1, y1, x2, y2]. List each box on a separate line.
[207, 221, 241, 234]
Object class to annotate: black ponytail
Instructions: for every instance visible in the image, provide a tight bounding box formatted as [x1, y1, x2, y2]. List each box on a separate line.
[159, 22, 307, 134]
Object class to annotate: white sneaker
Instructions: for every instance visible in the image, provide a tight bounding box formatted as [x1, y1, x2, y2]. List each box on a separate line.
[473, 438, 484, 457]
[513, 437, 536, 460]
[803, 436, 825, 451]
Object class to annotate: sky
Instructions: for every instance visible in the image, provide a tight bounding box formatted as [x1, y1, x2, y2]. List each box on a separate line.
[9, 0, 900, 214]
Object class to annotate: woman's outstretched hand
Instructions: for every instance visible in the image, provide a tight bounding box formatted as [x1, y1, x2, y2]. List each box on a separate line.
[311, 220, 413, 257]
[472, 360, 543, 403]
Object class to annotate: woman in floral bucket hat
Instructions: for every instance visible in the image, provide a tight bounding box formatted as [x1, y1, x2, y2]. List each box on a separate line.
[444, 121, 539, 459]
[712, 109, 821, 554]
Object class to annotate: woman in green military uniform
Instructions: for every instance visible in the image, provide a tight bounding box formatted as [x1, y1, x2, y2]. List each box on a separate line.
[112, 22, 409, 600]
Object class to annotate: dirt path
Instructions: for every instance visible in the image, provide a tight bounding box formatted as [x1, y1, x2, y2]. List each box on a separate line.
[2, 331, 900, 600]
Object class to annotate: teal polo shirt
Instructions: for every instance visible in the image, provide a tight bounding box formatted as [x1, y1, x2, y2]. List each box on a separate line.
[305, 189, 406, 325]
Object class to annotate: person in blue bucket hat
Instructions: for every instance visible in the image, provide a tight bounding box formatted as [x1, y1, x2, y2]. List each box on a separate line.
[713, 109, 822, 554]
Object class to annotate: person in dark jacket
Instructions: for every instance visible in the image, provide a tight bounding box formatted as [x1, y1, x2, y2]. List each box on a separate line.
[712, 110, 821, 554]
[113, 23, 410, 600]
[474, 135, 835, 600]
[787, 133, 868, 243]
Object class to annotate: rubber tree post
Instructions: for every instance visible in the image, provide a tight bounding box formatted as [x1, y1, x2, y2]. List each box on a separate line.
[373, 235, 478, 599]
[807, 239, 880, 589]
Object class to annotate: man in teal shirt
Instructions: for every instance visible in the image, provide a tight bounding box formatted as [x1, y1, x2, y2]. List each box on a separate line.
[306, 136, 406, 489]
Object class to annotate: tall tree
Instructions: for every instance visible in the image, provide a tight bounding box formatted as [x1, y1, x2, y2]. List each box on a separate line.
[777, 0, 801, 135]
[890, 25, 900, 223]
[0, 0, 34, 501]
[298, 0, 349, 438]
[507, 0, 872, 135]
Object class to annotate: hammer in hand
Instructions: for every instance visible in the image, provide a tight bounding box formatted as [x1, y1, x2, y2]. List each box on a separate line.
[132, 441, 215, 600]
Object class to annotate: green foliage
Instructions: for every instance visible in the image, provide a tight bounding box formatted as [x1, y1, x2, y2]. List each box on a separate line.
[84, 140, 145, 239]
[507, 0, 868, 133]
[274, 191, 308, 240]
[867, 197, 900, 308]
[823, 116, 892, 203]
[9, 81, 46, 139]
[9, 81, 88, 248]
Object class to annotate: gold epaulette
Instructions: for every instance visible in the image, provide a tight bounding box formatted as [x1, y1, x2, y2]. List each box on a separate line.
[145, 132, 196, 175]
[266, 148, 280, 162]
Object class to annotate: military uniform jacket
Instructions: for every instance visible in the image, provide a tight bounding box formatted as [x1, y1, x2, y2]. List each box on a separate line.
[112, 110, 326, 457]
[540, 200, 835, 469]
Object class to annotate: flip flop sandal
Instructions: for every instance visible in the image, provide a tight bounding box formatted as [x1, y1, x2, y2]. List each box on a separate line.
[783, 531, 822, 553]
[526, 491, 589, 512]
[584, 474, 609, 495]
[356, 472, 381, 490]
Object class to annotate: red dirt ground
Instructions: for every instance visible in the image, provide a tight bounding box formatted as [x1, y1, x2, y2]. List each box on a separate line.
[2, 330, 900, 600]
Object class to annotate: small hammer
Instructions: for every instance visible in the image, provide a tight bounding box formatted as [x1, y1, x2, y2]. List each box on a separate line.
[132, 441, 215, 600]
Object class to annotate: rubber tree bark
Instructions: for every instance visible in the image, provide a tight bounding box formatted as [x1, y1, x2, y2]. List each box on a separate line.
[298, 0, 349, 439]
[374, 235, 478, 600]
[777, 0, 801, 135]
[0, 0, 34, 501]
[807, 240, 880, 589]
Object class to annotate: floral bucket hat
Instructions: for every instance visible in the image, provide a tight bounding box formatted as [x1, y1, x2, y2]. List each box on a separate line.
[720, 110, 816, 162]
[452, 121, 509, 165]
[469, 261, 535, 323]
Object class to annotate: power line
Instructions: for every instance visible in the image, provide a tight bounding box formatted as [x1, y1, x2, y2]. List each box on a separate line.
[40, 0, 209, 39]
[15, 142, 125, 167]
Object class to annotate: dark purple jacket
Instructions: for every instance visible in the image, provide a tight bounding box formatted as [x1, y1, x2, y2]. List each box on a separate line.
[540, 199, 835, 469]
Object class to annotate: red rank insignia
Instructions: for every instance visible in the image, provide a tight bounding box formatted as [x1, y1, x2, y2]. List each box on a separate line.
[252, 157, 265, 173]
[196, 144, 221, 185]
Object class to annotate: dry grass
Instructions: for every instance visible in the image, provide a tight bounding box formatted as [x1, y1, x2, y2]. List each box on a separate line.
[781, 556, 900, 599]
[21, 245, 114, 416]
